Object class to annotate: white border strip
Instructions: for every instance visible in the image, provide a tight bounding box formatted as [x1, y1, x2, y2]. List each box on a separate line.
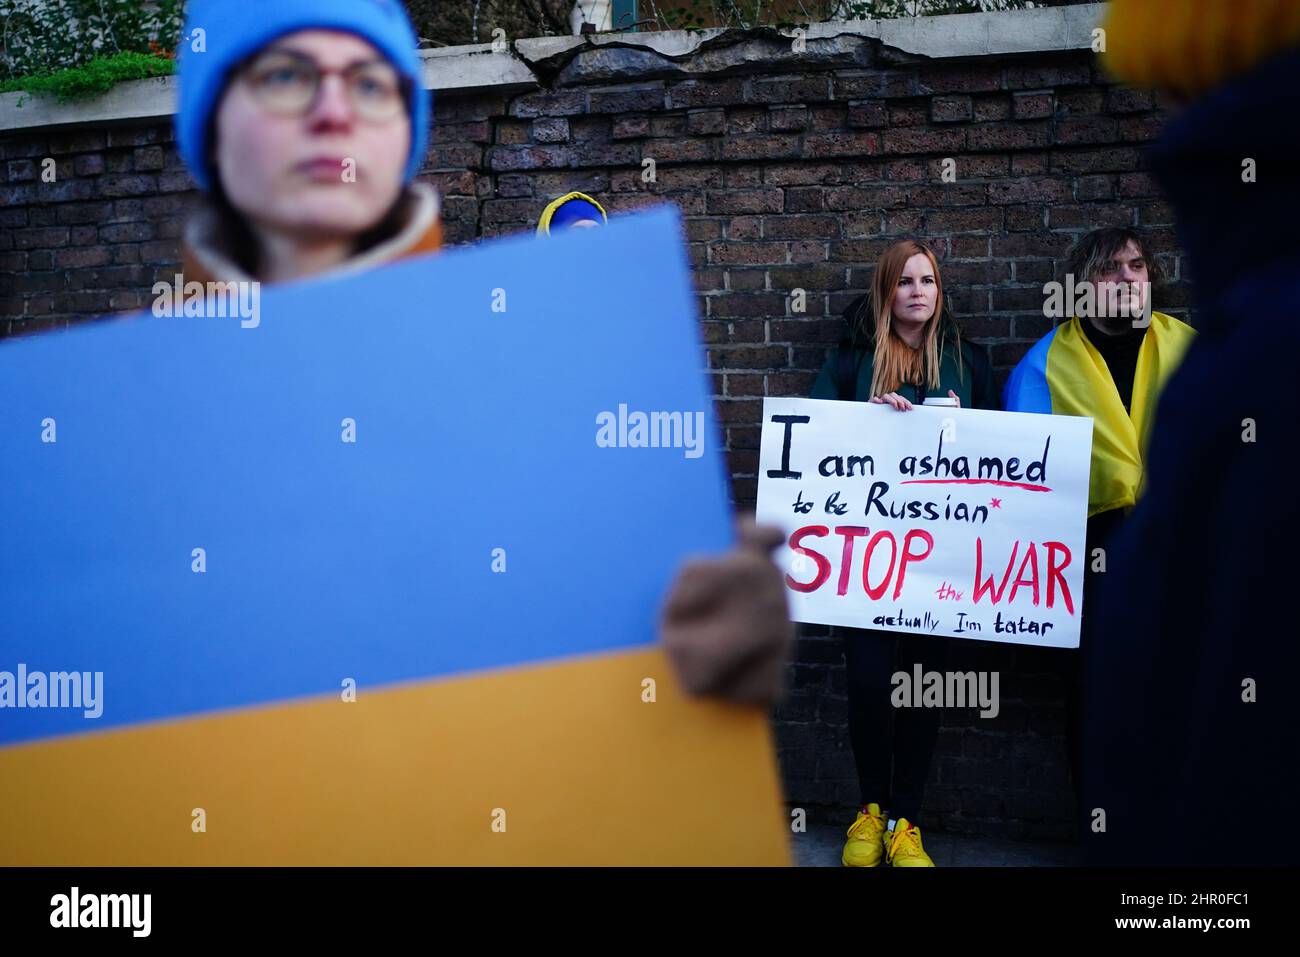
[0, 3, 1104, 133]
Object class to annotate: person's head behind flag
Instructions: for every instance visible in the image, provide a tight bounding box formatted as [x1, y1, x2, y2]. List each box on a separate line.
[536, 192, 609, 236]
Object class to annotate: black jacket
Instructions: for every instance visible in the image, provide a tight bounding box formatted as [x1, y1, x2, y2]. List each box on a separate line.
[1082, 47, 1300, 865]
[810, 296, 998, 411]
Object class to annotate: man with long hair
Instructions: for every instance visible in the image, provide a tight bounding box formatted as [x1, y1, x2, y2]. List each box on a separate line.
[1002, 226, 1195, 838]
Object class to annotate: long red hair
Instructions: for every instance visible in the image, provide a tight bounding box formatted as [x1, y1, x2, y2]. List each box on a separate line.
[856, 240, 948, 397]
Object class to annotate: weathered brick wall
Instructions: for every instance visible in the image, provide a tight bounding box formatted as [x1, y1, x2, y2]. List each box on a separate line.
[0, 32, 1193, 840]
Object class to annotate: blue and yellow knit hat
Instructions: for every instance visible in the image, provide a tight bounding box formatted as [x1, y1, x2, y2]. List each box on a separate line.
[536, 192, 609, 236]
[175, 0, 430, 193]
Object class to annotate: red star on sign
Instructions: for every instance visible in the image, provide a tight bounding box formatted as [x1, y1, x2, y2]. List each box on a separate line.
[989, 498, 1002, 509]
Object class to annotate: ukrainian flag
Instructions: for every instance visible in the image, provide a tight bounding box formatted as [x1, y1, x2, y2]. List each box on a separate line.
[1002, 313, 1195, 515]
[0, 646, 788, 866]
[0, 208, 790, 866]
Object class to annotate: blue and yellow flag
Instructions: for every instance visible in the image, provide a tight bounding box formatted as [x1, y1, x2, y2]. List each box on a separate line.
[1003, 312, 1195, 515]
[0, 208, 790, 866]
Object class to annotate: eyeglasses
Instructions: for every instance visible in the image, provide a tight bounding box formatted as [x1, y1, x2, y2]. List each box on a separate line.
[238, 50, 408, 122]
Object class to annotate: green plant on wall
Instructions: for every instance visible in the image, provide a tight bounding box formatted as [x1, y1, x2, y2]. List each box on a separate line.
[0, 0, 182, 97]
[0, 50, 176, 102]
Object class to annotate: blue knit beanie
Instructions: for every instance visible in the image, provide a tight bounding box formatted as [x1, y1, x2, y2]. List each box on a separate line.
[175, 0, 430, 193]
[549, 197, 606, 231]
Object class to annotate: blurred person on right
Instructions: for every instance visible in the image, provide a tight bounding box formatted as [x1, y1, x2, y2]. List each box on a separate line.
[1076, 0, 1300, 864]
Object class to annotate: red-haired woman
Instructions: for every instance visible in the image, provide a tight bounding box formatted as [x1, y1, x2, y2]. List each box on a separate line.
[810, 240, 998, 866]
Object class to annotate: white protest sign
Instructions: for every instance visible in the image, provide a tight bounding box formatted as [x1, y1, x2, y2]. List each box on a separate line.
[756, 398, 1093, 648]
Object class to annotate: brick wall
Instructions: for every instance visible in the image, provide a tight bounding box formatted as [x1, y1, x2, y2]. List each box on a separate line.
[0, 32, 1193, 840]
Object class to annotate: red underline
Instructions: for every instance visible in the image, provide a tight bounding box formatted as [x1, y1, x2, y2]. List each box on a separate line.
[898, 479, 1052, 492]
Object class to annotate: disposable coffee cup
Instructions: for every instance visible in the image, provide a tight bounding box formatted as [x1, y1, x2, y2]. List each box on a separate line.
[923, 396, 959, 407]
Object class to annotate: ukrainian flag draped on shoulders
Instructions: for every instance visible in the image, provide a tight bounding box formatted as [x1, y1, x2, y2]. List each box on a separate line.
[1002, 313, 1195, 516]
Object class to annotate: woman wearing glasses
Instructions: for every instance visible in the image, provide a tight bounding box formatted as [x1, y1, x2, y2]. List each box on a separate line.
[174, 0, 793, 706]
[177, 1, 439, 284]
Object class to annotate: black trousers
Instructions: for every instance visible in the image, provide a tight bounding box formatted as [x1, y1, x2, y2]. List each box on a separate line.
[842, 513, 1117, 827]
[1036, 572, 1100, 817]
[1047, 515, 1115, 837]
[842, 629, 949, 822]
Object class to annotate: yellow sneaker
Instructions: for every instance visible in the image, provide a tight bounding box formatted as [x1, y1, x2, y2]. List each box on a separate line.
[841, 802, 888, 867]
[885, 818, 935, 867]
